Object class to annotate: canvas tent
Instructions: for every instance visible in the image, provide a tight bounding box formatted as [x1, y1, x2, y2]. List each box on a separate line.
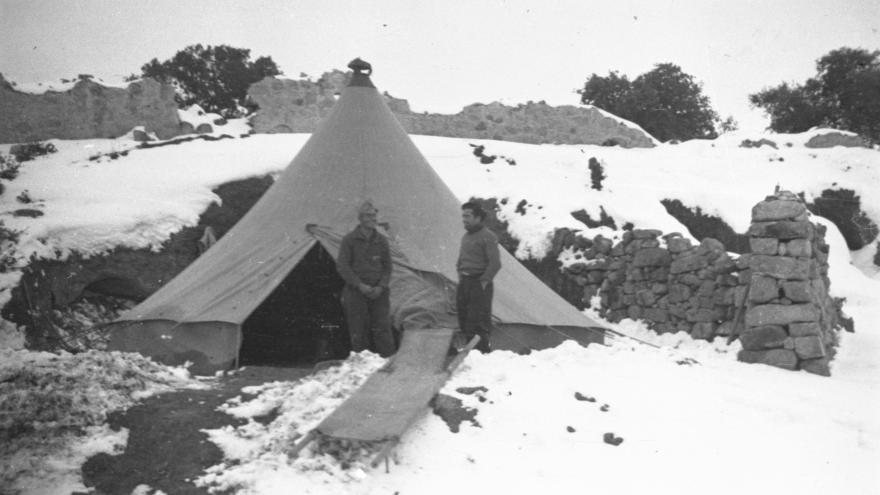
[107, 59, 606, 374]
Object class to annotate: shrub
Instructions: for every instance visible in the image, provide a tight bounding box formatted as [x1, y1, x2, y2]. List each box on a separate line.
[0, 221, 20, 273]
[579, 64, 720, 142]
[0, 153, 20, 181]
[140, 44, 281, 118]
[807, 189, 878, 249]
[660, 199, 749, 253]
[588, 157, 605, 190]
[10, 142, 57, 162]
[750, 47, 880, 143]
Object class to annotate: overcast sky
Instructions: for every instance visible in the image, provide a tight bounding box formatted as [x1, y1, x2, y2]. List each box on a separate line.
[1, 0, 878, 132]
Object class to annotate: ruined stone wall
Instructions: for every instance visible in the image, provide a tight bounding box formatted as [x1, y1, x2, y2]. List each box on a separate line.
[0, 75, 184, 144]
[563, 230, 742, 340]
[553, 191, 840, 375]
[247, 76, 656, 148]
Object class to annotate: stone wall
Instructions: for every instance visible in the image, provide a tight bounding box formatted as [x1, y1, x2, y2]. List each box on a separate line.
[0, 75, 184, 144]
[247, 75, 656, 148]
[736, 191, 838, 375]
[563, 230, 741, 340]
[553, 191, 841, 375]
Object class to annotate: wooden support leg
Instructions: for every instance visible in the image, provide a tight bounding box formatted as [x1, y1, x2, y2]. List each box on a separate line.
[289, 430, 317, 458]
[370, 439, 399, 470]
[446, 335, 480, 373]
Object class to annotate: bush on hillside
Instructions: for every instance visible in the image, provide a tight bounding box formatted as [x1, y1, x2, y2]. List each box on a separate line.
[806, 189, 878, 250]
[588, 157, 605, 190]
[140, 44, 281, 118]
[750, 47, 880, 143]
[0, 221, 19, 273]
[10, 142, 57, 162]
[660, 199, 750, 253]
[0, 154, 20, 182]
[579, 64, 723, 142]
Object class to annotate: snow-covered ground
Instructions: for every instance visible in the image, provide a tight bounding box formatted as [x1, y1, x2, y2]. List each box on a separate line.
[1, 125, 879, 494]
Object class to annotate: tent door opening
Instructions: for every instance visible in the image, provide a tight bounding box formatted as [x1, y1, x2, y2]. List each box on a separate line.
[239, 243, 349, 366]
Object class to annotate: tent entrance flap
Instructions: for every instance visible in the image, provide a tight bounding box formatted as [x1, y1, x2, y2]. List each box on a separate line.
[239, 242, 349, 365]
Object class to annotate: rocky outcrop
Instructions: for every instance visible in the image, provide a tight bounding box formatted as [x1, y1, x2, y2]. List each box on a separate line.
[247, 74, 656, 148]
[0, 75, 184, 144]
[805, 131, 868, 148]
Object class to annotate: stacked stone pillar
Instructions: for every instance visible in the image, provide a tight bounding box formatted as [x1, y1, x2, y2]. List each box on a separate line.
[737, 191, 837, 375]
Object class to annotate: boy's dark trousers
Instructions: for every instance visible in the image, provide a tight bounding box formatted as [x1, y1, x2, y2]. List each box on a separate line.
[456, 275, 493, 353]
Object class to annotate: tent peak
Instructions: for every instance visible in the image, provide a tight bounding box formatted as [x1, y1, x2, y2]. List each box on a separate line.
[347, 58, 375, 88]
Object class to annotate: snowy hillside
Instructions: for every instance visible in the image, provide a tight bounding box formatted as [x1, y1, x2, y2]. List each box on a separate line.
[1, 126, 879, 494]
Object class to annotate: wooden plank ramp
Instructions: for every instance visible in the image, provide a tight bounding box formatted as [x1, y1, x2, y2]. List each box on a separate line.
[291, 328, 479, 470]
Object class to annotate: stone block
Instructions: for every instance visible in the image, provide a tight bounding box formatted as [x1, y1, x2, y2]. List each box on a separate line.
[179, 121, 196, 134]
[633, 247, 671, 267]
[794, 335, 826, 359]
[671, 254, 708, 274]
[749, 255, 811, 280]
[697, 280, 716, 296]
[132, 128, 152, 142]
[738, 349, 798, 370]
[667, 284, 691, 303]
[749, 275, 778, 303]
[692, 322, 716, 340]
[787, 322, 820, 338]
[751, 199, 807, 222]
[651, 283, 668, 295]
[686, 308, 717, 322]
[195, 123, 213, 134]
[781, 281, 812, 303]
[750, 237, 779, 255]
[627, 305, 642, 320]
[643, 308, 669, 323]
[718, 274, 739, 287]
[699, 238, 726, 254]
[698, 296, 715, 309]
[649, 267, 669, 282]
[636, 289, 657, 306]
[668, 304, 687, 319]
[713, 288, 734, 305]
[632, 229, 662, 239]
[748, 221, 811, 240]
[800, 357, 831, 377]
[739, 325, 788, 350]
[745, 304, 819, 327]
[784, 239, 812, 257]
[593, 236, 613, 254]
[680, 273, 701, 286]
[654, 322, 676, 334]
[716, 321, 735, 336]
[667, 237, 693, 253]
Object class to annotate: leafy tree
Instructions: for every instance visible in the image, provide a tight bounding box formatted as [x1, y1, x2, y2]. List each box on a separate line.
[749, 47, 880, 143]
[579, 71, 634, 118]
[141, 44, 281, 117]
[579, 63, 720, 142]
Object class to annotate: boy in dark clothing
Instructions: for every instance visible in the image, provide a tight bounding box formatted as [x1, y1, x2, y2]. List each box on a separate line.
[337, 201, 395, 357]
[456, 201, 501, 353]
